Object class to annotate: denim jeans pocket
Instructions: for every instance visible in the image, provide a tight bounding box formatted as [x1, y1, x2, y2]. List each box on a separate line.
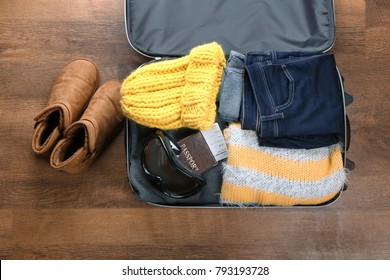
[276, 65, 295, 111]
[265, 64, 295, 112]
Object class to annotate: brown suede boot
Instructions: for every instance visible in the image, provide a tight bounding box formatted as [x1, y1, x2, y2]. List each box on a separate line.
[50, 80, 124, 174]
[32, 59, 99, 155]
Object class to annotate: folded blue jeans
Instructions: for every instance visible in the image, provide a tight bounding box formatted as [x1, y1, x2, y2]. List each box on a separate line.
[241, 51, 345, 149]
[217, 51, 245, 122]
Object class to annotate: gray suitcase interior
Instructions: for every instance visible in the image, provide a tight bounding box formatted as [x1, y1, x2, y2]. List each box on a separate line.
[125, 0, 336, 57]
[124, 0, 350, 207]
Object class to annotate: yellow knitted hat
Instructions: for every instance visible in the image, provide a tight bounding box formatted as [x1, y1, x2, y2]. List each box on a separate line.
[121, 42, 226, 130]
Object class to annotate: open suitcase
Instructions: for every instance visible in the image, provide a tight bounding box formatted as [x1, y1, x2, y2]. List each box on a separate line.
[123, 0, 354, 207]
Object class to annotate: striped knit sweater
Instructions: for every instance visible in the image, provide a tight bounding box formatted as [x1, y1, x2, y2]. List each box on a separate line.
[220, 123, 346, 206]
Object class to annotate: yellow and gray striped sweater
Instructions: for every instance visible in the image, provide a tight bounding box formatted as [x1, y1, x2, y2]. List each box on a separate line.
[220, 123, 346, 206]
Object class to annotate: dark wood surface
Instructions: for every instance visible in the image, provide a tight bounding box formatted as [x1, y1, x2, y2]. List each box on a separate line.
[0, 0, 389, 260]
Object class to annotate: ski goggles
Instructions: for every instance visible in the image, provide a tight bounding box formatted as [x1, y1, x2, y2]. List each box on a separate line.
[142, 130, 205, 198]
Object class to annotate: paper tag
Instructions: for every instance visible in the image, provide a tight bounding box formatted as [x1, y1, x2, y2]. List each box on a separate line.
[201, 123, 228, 162]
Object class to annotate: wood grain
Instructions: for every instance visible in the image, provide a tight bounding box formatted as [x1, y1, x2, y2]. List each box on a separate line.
[0, 0, 389, 259]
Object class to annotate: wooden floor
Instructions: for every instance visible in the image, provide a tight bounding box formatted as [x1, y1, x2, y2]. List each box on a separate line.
[0, 0, 389, 260]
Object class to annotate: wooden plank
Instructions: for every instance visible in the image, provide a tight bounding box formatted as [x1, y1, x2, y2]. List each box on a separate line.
[2, 209, 390, 259]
